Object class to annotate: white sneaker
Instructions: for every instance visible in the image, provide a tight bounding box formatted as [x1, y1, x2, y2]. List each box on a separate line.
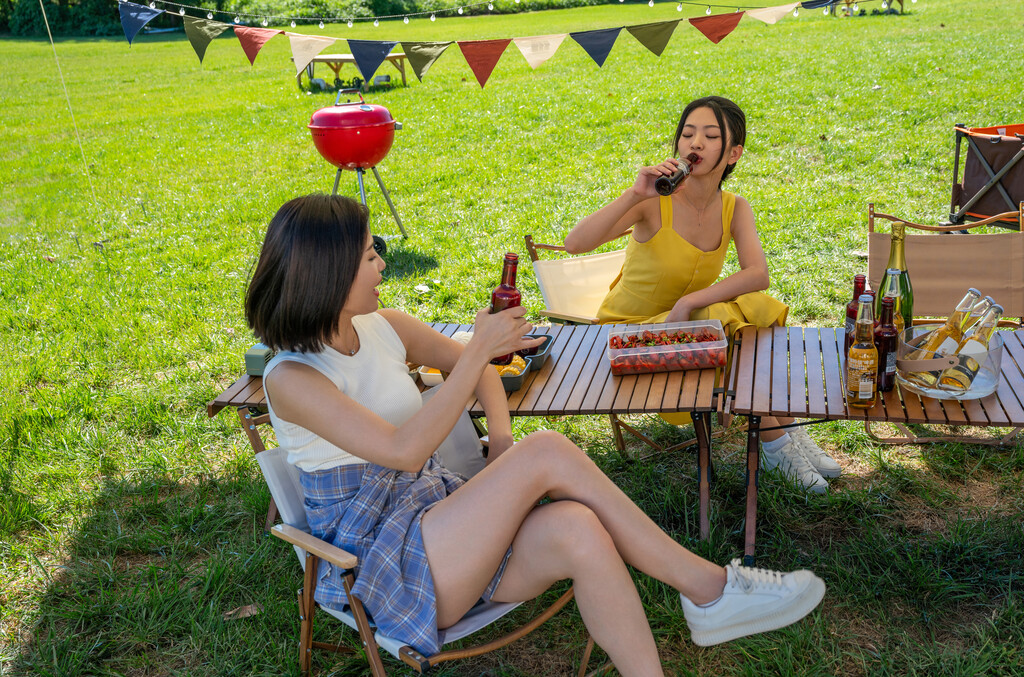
[790, 427, 842, 479]
[760, 439, 828, 494]
[681, 559, 826, 646]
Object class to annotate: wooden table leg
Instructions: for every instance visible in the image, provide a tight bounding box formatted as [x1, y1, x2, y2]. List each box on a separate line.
[744, 414, 760, 566]
[693, 410, 712, 540]
[394, 57, 407, 86]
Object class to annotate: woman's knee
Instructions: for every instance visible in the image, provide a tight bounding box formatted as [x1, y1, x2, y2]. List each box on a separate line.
[541, 501, 617, 566]
[512, 430, 589, 468]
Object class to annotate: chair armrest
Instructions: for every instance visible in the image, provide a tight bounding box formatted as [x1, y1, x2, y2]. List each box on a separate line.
[540, 309, 599, 325]
[271, 523, 358, 569]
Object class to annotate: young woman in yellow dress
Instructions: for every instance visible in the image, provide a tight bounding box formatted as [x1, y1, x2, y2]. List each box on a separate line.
[565, 96, 841, 493]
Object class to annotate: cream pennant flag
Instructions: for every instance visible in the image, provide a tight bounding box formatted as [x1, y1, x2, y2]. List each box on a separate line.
[746, 3, 799, 25]
[287, 33, 337, 75]
[512, 34, 567, 70]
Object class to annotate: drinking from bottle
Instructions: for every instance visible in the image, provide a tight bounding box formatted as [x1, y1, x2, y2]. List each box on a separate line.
[874, 297, 898, 393]
[875, 268, 906, 335]
[881, 219, 914, 328]
[490, 253, 522, 365]
[938, 303, 1003, 393]
[844, 274, 867, 356]
[654, 153, 701, 196]
[904, 288, 982, 387]
[846, 294, 879, 409]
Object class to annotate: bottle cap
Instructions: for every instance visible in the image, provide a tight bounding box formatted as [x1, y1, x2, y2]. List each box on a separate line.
[992, 304, 1004, 313]
[504, 252, 518, 262]
[859, 294, 873, 303]
[968, 287, 981, 296]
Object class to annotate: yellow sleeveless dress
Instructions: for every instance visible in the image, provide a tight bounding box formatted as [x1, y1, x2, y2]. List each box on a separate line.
[596, 192, 788, 424]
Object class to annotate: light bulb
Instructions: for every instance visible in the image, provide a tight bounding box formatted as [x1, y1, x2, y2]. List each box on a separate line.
[373, 18, 379, 26]
[706, 5, 711, 14]
[912, 0, 917, 3]
[488, 2, 493, 8]
[881, 0, 888, 7]
[852, 3, 859, 10]
[178, 8, 184, 15]
[793, 8, 799, 16]
[677, 2, 682, 10]
[403, 16, 409, 23]
[430, 12, 436, 20]
[233, 16, 240, 23]
[290, 20, 296, 27]
[458, 6, 463, 13]
[347, 19, 353, 27]
[148, 1, 155, 7]
[648, 0, 654, 6]
[261, 17, 267, 25]
[207, 12, 213, 19]
[318, 20, 324, 28]
[823, 7, 828, 13]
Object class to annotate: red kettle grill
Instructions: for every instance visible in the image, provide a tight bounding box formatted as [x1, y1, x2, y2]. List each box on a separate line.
[308, 92, 406, 243]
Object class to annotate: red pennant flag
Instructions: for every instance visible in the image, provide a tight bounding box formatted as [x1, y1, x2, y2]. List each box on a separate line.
[688, 12, 744, 45]
[234, 26, 282, 65]
[457, 39, 511, 88]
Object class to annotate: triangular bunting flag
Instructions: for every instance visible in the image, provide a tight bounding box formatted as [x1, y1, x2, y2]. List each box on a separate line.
[234, 26, 282, 66]
[746, 3, 799, 25]
[688, 13, 744, 45]
[118, 1, 164, 46]
[512, 34, 567, 70]
[457, 39, 511, 88]
[287, 33, 336, 75]
[402, 41, 453, 82]
[626, 20, 680, 57]
[799, 0, 835, 7]
[569, 28, 621, 68]
[347, 39, 399, 82]
[183, 16, 229, 63]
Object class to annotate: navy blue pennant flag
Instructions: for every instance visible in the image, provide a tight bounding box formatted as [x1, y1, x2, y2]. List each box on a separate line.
[569, 27, 622, 68]
[347, 39, 399, 82]
[118, 1, 164, 46]
[799, 0, 836, 7]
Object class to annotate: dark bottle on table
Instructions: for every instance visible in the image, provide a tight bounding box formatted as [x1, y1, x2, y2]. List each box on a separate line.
[874, 296, 899, 392]
[490, 253, 521, 365]
[654, 152, 701, 196]
[844, 274, 867, 356]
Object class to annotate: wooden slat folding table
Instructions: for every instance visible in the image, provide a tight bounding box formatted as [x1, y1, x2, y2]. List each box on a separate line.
[726, 325, 1024, 563]
[208, 323, 724, 538]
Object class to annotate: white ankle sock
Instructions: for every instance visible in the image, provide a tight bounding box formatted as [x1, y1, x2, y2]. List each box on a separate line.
[761, 433, 792, 454]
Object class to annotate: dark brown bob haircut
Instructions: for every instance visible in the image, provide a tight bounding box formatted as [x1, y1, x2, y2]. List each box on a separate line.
[672, 96, 747, 188]
[245, 194, 369, 353]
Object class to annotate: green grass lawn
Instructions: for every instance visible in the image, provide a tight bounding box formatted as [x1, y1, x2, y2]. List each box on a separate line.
[2, 0, 1024, 674]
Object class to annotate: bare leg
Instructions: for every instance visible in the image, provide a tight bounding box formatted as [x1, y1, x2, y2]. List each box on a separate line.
[420, 432, 727, 654]
[760, 415, 795, 442]
[487, 501, 664, 677]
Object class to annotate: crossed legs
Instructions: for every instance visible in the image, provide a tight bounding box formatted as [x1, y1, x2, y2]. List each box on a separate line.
[420, 430, 727, 677]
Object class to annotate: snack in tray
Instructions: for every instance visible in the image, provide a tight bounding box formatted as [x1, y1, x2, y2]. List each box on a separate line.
[609, 328, 727, 376]
[493, 354, 527, 377]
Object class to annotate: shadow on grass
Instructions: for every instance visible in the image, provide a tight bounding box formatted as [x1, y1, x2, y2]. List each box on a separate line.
[381, 245, 439, 280]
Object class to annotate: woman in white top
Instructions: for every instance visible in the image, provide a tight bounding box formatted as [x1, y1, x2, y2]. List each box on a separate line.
[245, 194, 825, 675]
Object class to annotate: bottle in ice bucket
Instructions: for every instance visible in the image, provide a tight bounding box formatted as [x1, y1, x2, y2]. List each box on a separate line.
[904, 287, 982, 387]
[876, 268, 907, 335]
[938, 303, 1003, 393]
[882, 219, 914, 327]
[874, 297, 898, 393]
[844, 274, 867, 356]
[490, 253, 521, 366]
[963, 296, 994, 332]
[846, 294, 879, 409]
[654, 153, 701, 196]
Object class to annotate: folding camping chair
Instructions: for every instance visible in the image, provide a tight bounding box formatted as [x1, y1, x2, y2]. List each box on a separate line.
[949, 124, 1024, 229]
[865, 201, 1024, 444]
[524, 233, 730, 456]
[259, 393, 607, 676]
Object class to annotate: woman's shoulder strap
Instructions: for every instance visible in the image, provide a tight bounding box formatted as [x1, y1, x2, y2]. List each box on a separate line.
[659, 195, 672, 231]
[721, 191, 737, 236]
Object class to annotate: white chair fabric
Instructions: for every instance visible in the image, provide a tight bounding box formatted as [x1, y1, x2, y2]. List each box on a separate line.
[532, 249, 625, 322]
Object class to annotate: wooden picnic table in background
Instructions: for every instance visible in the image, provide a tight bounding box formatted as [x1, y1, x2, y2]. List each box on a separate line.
[296, 53, 408, 88]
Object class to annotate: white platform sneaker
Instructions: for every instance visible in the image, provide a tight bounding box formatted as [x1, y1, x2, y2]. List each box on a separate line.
[790, 426, 842, 478]
[681, 559, 826, 646]
[760, 438, 827, 494]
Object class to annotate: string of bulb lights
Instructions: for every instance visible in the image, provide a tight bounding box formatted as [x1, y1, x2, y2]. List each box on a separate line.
[139, 0, 911, 29]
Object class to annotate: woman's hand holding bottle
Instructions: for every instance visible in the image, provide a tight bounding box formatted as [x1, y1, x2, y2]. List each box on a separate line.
[468, 306, 544, 365]
[631, 158, 685, 199]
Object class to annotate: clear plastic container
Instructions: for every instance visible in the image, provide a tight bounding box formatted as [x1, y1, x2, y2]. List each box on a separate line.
[895, 324, 1003, 400]
[608, 321, 727, 376]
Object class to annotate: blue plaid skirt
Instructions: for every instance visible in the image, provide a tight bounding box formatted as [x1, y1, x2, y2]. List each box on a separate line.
[300, 456, 511, 656]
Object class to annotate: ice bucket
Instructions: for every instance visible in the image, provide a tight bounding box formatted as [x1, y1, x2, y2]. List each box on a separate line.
[894, 324, 1003, 401]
